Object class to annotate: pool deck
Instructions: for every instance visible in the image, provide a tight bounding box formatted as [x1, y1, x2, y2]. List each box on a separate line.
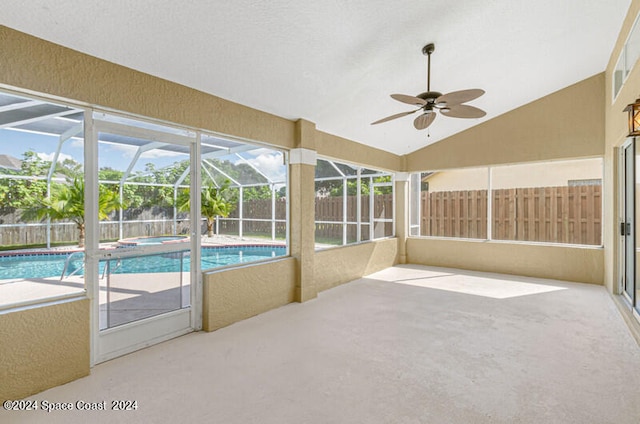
[99, 271, 190, 329]
[0, 235, 284, 310]
[0, 276, 86, 307]
[200, 235, 285, 247]
[0, 271, 189, 329]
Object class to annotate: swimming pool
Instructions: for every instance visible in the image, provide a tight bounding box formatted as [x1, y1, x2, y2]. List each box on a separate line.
[0, 246, 286, 280]
[118, 235, 189, 246]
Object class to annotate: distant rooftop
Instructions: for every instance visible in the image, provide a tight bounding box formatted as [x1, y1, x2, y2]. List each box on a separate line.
[0, 154, 21, 171]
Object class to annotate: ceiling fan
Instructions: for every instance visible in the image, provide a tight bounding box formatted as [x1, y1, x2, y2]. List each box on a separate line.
[372, 43, 486, 130]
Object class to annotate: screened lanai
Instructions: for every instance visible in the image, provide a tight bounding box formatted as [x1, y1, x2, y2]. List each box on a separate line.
[0, 87, 399, 363]
[0, 91, 288, 313]
[0, 91, 287, 248]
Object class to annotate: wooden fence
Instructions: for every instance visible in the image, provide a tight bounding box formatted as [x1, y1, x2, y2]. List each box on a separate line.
[314, 194, 393, 241]
[219, 198, 287, 237]
[0, 195, 395, 246]
[0, 207, 191, 246]
[0, 187, 601, 247]
[421, 185, 602, 245]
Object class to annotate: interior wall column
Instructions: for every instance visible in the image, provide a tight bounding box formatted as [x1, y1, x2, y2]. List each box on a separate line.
[290, 119, 317, 302]
[395, 172, 409, 264]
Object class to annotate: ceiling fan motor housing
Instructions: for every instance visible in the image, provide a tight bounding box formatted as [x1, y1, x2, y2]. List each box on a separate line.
[417, 91, 443, 103]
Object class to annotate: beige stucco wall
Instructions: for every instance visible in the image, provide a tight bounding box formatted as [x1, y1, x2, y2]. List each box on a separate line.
[0, 298, 90, 400]
[425, 168, 490, 191]
[407, 238, 604, 285]
[604, 0, 640, 293]
[316, 131, 402, 172]
[406, 73, 605, 171]
[315, 238, 399, 292]
[203, 258, 297, 331]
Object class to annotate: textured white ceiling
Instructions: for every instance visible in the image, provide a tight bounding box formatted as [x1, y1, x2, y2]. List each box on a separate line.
[0, 0, 631, 155]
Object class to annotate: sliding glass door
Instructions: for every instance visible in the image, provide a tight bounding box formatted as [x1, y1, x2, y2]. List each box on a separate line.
[621, 138, 637, 310]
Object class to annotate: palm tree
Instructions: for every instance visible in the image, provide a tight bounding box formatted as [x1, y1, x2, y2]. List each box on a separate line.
[21, 177, 121, 248]
[177, 184, 235, 237]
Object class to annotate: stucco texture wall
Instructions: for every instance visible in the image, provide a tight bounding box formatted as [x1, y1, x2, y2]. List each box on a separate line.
[203, 258, 297, 331]
[314, 238, 399, 292]
[406, 73, 605, 171]
[407, 238, 604, 285]
[0, 299, 90, 400]
[316, 131, 402, 172]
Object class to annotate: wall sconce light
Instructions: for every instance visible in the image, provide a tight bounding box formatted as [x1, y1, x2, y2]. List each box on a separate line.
[623, 96, 640, 136]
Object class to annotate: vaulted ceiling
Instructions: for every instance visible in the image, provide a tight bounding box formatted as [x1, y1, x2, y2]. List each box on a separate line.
[0, 0, 631, 155]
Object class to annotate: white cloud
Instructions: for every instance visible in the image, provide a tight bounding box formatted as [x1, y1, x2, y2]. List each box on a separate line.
[37, 152, 74, 162]
[140, 149, 188, 159]
[244, 152, 286, 182]
[102, 142, 137, 157]
[102, 142, 187, 159]
[243, 147, 275, 158]
[69, 138, 84, 149]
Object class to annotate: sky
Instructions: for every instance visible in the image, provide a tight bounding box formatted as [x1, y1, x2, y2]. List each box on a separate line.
[0, 128, 286, 183]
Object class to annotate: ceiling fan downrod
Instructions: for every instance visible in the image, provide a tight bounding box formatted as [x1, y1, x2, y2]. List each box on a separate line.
[422, 43, 435, 92]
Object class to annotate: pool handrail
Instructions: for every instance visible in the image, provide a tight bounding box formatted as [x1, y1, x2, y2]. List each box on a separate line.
[102, 259, 122, 279]
[60, 251, 85, 280]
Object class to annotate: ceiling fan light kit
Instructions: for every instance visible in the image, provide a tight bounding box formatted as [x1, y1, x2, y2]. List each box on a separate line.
[372, 43, 486, 130]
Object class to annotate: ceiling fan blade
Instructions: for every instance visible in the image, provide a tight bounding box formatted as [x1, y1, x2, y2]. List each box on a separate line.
[371, 109, 419, 125]
[413, 112, 436, 130]
[436, 89, 485, 106]
[391, 94, 427, 106]
[441, 104, 486, 119]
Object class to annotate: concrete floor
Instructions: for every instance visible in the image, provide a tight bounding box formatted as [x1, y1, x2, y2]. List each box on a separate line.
[3, 264, 640, 423]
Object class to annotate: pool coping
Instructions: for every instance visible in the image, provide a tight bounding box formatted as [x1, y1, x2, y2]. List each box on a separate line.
[0, 243, 287, 257]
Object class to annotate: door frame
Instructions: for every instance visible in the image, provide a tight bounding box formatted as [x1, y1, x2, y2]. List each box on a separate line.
[85, 112, 202, 365]
[620, 137, 636, 307]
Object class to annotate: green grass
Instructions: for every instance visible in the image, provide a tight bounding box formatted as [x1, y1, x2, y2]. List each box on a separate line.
[0, 241, 78, 252]
[0, 238, 121, 252]
[220, 231, 286, 241]
[313, 236, 343, 246]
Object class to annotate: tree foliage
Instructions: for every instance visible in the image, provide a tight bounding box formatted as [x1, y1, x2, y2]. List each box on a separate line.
[319, 175, 393, 197]
[20, 177, 121, 247]
[0, 151, 49, 211]
[176, 181, 236, 237]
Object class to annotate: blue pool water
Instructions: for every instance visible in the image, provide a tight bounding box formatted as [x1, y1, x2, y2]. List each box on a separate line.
[0, 246, 286, 280]
[118, 236, 188, 246]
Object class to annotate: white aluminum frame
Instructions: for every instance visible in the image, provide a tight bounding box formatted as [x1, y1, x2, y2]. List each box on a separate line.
[0, 87, 291, 326]
[314, 158, 395, 249]
[89, 114, 198, 365]
[409, 158, 605, 247]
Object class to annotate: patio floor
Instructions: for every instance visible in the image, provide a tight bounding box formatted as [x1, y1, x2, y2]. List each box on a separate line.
[3, 264, 640, 423]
